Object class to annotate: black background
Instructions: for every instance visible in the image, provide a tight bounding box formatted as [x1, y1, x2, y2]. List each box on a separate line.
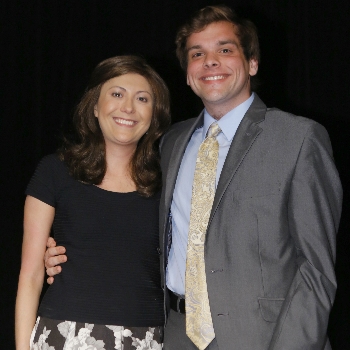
[1, 0, 349, 348]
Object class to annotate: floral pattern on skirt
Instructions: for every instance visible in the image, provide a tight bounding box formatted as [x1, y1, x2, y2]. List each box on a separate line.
[30, 316, 162, 350]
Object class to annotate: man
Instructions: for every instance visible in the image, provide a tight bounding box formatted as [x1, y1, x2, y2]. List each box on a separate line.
[45, 5, 342, 349]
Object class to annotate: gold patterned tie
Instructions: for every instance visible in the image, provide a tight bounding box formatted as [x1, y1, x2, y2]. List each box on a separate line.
[185, 122, 221, 350]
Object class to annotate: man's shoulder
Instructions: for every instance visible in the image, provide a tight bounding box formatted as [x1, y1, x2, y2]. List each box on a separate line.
[169, 117, 199, 133]
[159, 116, 201, 159]
[264, 107, 324, 133]
[161, 117, 198, 143]
[265, 107, 313, 124]
[259, 108, 332, 150]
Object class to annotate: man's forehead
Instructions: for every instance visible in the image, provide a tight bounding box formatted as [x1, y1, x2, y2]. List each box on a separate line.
[186, 21, 239, 47]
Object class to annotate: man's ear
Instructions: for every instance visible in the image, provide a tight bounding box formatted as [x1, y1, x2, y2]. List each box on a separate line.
[249, 59, 258, 76]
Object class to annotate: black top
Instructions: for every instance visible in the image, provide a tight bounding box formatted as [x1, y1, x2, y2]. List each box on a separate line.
[26, 154, 164, 326]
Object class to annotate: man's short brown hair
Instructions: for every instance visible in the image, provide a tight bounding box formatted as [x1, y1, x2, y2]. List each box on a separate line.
[175, 5, 260, 72]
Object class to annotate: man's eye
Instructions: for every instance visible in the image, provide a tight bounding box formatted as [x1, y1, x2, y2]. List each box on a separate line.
[221, 48, 231, 53]
[112, 92, 122, 97]
[192, 52, 202, 58]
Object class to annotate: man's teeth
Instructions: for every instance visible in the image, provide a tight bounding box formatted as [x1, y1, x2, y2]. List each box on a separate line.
[203, 75, 225, 81]
[115, 118, 134, 125]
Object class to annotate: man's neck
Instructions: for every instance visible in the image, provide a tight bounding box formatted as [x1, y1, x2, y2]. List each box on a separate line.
[204, 93, 253, 120]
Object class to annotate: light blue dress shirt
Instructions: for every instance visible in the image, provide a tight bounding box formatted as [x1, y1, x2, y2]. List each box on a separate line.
[166, 93, 255, 295]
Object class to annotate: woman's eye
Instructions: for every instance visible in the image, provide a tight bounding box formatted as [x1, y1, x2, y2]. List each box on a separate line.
[138, 97, 148, 102]
[112, 92, 122, 97]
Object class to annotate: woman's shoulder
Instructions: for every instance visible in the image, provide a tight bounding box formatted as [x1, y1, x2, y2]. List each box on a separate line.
[39, 152, 63, 166]
[36, 153, 68, 174]
[29, 153, 71, 190]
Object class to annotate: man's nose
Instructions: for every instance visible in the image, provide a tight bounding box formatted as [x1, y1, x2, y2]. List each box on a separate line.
[203, 53, 220, 68]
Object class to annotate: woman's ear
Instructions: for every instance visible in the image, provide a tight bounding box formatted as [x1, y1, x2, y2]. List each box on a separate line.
[94, 105, 98, 118]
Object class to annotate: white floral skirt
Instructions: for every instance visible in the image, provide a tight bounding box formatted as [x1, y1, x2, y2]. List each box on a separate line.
[30, 316, 163, 350]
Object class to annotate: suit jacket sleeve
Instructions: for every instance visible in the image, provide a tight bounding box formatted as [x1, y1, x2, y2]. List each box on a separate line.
[269, 122, 342, 349]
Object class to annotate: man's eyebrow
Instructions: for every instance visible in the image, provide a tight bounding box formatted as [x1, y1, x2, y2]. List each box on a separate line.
[187, 45, 202, 52]
[217, 40, 239, 47]
[187, 40, 239, 52]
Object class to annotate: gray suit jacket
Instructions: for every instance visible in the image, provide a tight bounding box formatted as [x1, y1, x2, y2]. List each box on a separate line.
[159, 95, 342, 349]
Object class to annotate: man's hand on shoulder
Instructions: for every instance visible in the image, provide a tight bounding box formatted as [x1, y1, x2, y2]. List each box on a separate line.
[44, 237, 67, 284]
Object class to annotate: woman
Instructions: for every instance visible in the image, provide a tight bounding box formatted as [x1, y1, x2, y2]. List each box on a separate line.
[15, 55, 171, 350]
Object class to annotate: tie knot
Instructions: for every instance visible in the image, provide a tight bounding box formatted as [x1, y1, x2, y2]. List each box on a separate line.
[207, 123, 221, 138]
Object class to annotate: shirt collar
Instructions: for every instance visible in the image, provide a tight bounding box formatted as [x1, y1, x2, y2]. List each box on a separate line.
[202, 92, 255, 141]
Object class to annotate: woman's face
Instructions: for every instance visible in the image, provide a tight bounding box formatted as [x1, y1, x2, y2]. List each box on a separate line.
[94, 73, 153, 150]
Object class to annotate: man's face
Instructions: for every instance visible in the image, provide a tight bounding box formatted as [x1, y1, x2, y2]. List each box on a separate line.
[186, 21, 258, 118]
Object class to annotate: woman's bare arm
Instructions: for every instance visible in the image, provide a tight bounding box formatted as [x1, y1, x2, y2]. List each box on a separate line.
[15, 196, 55, 350]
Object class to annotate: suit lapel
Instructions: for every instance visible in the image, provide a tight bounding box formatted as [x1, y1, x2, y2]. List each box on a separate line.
[163, 112, 205, 213]
[209, 95, 267, 225]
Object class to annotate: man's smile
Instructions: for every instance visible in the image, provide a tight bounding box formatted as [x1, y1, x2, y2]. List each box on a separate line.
[201, 74, 229, 81]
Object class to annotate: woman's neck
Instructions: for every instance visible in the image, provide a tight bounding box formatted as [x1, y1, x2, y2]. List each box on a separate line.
[97, 144, 137, 193]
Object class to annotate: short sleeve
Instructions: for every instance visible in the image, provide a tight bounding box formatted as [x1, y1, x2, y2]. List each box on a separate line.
[25, 154, 65, 207]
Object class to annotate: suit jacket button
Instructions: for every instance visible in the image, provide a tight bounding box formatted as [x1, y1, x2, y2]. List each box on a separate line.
[157, 247, 162, 255]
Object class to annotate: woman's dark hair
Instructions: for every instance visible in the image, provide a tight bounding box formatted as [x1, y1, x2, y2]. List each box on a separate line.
[58, 55, 171, 197]
[175, 5, 260, 90]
